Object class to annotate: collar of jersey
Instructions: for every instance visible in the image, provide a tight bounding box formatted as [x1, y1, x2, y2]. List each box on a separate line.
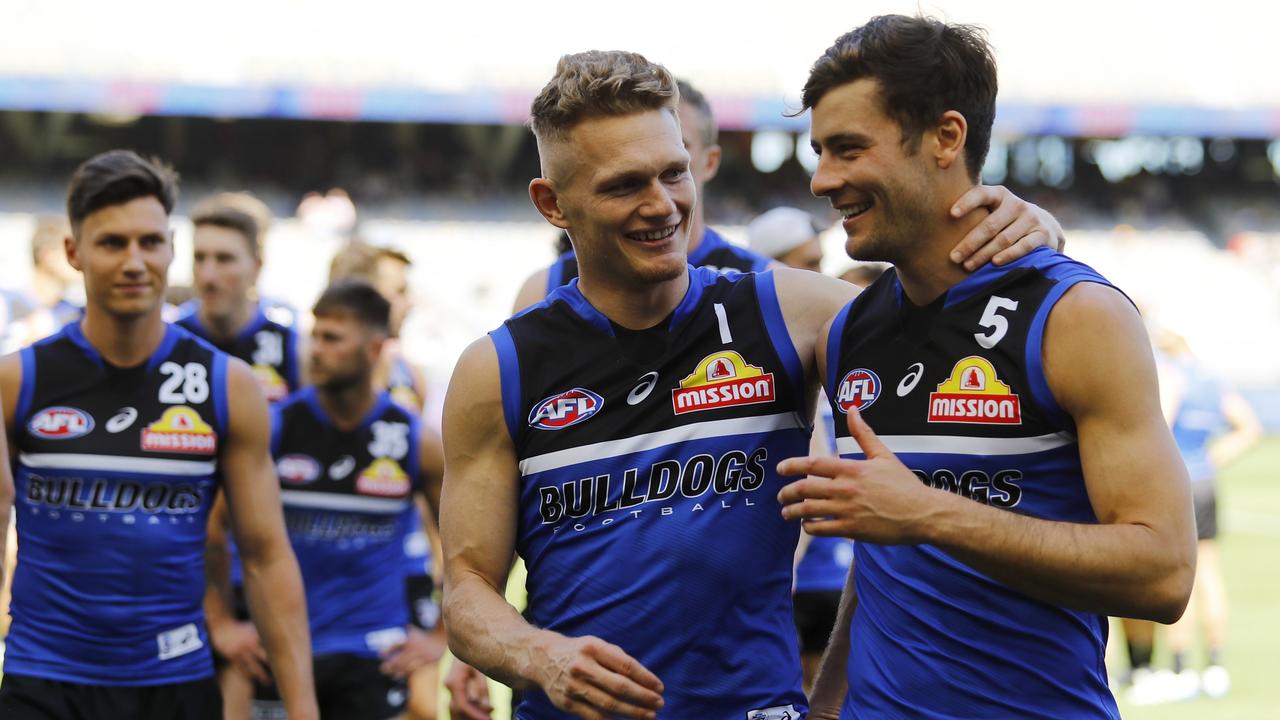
[687, 227, 727, 266]
[184, 301, 268, 345]
[549, 265, 713, 337]
[301, 385, 395, 431]
[65, 319, 181, 372]
[892, 246, 1055, 309]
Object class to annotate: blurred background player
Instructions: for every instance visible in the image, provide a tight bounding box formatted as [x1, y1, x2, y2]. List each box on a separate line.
[509, 78, 774, 313]
[240, 281, 443, 720]
[0, 149, 316, 720]
[1123, 324, 1261, 705]
[746, 206, 826, 272]
[29, 215, 84, 330]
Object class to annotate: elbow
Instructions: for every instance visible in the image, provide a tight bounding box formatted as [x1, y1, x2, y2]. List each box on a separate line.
[1142, 550, 1197, 625]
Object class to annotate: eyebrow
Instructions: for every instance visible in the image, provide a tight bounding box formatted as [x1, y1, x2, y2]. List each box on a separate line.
[811, 131, 875, 153]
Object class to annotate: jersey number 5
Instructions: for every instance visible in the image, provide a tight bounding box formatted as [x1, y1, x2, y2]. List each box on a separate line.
[159, 362, 210, 404]
[975, 296, 1019, 349]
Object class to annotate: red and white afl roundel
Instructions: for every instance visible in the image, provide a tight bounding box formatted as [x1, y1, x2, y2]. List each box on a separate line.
[28, 406, 95, 440]
[528, 388, 604, 430]
[277, 454, 322, 485]
[835, 369, 881, 414]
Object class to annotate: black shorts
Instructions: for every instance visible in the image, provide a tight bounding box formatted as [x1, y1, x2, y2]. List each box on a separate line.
[0, 673, 221, 720]
[793, 590, 843, 655]
[406, 574, 439, 630]
[252, 653, 406, 720]
[1193, 481, 1219, 541]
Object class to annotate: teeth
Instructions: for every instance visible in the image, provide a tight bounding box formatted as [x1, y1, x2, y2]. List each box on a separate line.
[634, 226, 675, 241]
[842, 202, 872, 218]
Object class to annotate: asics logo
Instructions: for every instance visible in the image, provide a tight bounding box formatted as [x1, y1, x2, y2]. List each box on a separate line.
[329, 455, 356, 480]
[897, 363, 924, 397]
[105, 407, 138, 433]
[627, 372, 659, 406]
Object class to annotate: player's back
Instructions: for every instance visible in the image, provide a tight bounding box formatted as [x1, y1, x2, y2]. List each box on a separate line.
[494, 266, 809, 719]
[272, 387, 419, 657]
[8, 322, 226, 685]
[826, 247, 1121, 719]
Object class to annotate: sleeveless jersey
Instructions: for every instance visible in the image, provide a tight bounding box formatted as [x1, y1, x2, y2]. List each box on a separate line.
[176, 303, 300, 404]
[272, 387, 421, 658]
[387, 353, 424, 413]
[544, 227, 772, 294]
[1163, 354, 1227, 483]
[826, 247, 1120, 719]
[8, 322, 228, 685]
[493, 266, 810, 719]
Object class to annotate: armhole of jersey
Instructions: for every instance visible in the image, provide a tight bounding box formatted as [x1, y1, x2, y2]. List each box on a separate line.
[488, 326, 523, 444]
[213, 352, 230, 439]
[406, 412, 424, 492]
[755, 271, 806, 405]
[284, 325, 302, 391]
[825, 301, 855, 400]
[1026, 273, 1112, 431]
[16, 345, 37, 425]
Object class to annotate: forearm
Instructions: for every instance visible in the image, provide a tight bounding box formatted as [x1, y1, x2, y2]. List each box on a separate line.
[928, 495, 1191, 621]
[808, 563, 855, 713]
[242, 547, 316, 715]
[444, 570, 551, 690]
[202, 538, 237, 631]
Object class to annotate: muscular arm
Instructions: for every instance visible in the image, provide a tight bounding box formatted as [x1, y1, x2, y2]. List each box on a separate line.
[441, 338, 663, 719]
[807, 562, 856, 719]
[221, 360, 317, 718]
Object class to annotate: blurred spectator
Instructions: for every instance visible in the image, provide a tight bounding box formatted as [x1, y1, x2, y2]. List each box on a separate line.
[746, 207, 824, 271]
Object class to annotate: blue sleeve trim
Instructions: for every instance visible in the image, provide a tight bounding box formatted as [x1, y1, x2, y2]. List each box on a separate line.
[1025, 272, 1109, 431]
[16, 346, 37, 426]
[213, 351, 230, 439]
[488, 326, 523, 444]
[825, 301, 855, 399]
[755, 271, 806, 413]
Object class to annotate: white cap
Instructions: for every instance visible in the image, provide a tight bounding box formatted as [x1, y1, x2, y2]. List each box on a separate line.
[746, 207, 819, 259]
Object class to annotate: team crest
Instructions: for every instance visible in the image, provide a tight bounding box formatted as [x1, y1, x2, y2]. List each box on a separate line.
[141, 406, 218, 454]
[356, 458, 411, 497]
[835, 368, 881, 413]
[277, 454, 321, 485]
[28, 406, 94, 440]
[927, 356, 1021, 425]
[251, 364, 289, 403]
[672, 350, 775, 415]
[529, 388, 604, 430]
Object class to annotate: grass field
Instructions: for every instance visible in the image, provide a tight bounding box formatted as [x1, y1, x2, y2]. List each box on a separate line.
[1112, 436, 1280, 719]
[448, 439, 1280, 719]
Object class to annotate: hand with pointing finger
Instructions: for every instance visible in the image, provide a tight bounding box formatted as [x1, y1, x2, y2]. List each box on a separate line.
[777, 408, 945, 544]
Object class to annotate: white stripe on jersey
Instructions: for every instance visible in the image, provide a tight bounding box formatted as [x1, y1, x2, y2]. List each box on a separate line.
[520, 411, 805, 475]
[280, 490, 409, 514]
[18, 452, 216, 476]
[836, 431, 1074, 457]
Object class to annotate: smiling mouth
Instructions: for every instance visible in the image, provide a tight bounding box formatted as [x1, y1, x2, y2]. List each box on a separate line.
[839, 200, 874, 220]
[627, 225, 679, 242]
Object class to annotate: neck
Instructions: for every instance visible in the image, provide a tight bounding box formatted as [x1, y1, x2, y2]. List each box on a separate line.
[893, 194, 992, 306]
[317, 378, 377, 431]
[199, 298, 256, 342]
[80, 305, 167, 367]
[578, 268, 690, 331]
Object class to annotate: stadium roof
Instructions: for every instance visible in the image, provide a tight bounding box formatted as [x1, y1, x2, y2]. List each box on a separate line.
[3, 0, 1277, 136]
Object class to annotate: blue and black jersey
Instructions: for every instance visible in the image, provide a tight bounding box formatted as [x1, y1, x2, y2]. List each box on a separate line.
[545, 227, 772, 295]
[8, 322, 228, 685]
[493, 266, 810, 719]
[825, 247, 1122, 719]
[176, 303, 300, 404]
[272, 388, 422, 658]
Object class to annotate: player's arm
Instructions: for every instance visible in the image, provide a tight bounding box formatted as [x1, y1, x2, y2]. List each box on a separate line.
[1, 352, 21, 458]
[947, 185, 1066, 270]
[1210, 390, 1262, 469]
[442, 338, 664, 720]
[779, 284, 1197, 622]
[0, 386, 13, 598]
[511, 268, 549, 315]
[807, 561, 856, 720]
[418, 424, 444, 522]
[203, 492, 268, 683]
[221, 359, 318, 719]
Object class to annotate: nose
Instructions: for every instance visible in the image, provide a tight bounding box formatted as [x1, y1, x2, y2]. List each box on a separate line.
[810, 153, 840, 199]
[121, 239, 147, 275]
[638, 179, 679, 221]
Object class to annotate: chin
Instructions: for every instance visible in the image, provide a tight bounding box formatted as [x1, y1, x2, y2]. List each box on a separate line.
[634, 256, 687, 284]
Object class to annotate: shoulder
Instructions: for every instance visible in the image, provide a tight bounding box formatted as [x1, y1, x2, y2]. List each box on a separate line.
[770, 267, 860, 322]
[513, 267, 551, 315]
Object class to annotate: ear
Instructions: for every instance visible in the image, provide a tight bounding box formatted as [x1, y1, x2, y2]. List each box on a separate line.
[64, 233, 82, 272]
[701, 143, 722, 184]
[529, 178, 571, 230]
[933, 111, 968, 172]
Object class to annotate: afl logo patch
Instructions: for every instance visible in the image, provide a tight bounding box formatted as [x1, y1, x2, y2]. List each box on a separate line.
[28, 406, 94, 440]
[835, 369, 881, 414]
[277, 454, 321, 485]
[529, 388, 603, 430]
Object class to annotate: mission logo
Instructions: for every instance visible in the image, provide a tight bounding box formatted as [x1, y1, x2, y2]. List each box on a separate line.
[835, 368, 881, 413]
[356, 458, 411, 497]
[141, 406, 218, 454]
[28, 407, 94, 440]
[672, 351, 775, 415]
[927, 356, 1021, 425]
[529, 388, 603, 430]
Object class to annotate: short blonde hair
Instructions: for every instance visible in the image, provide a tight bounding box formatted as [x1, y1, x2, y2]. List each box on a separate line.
[530, 50, 680, 143]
